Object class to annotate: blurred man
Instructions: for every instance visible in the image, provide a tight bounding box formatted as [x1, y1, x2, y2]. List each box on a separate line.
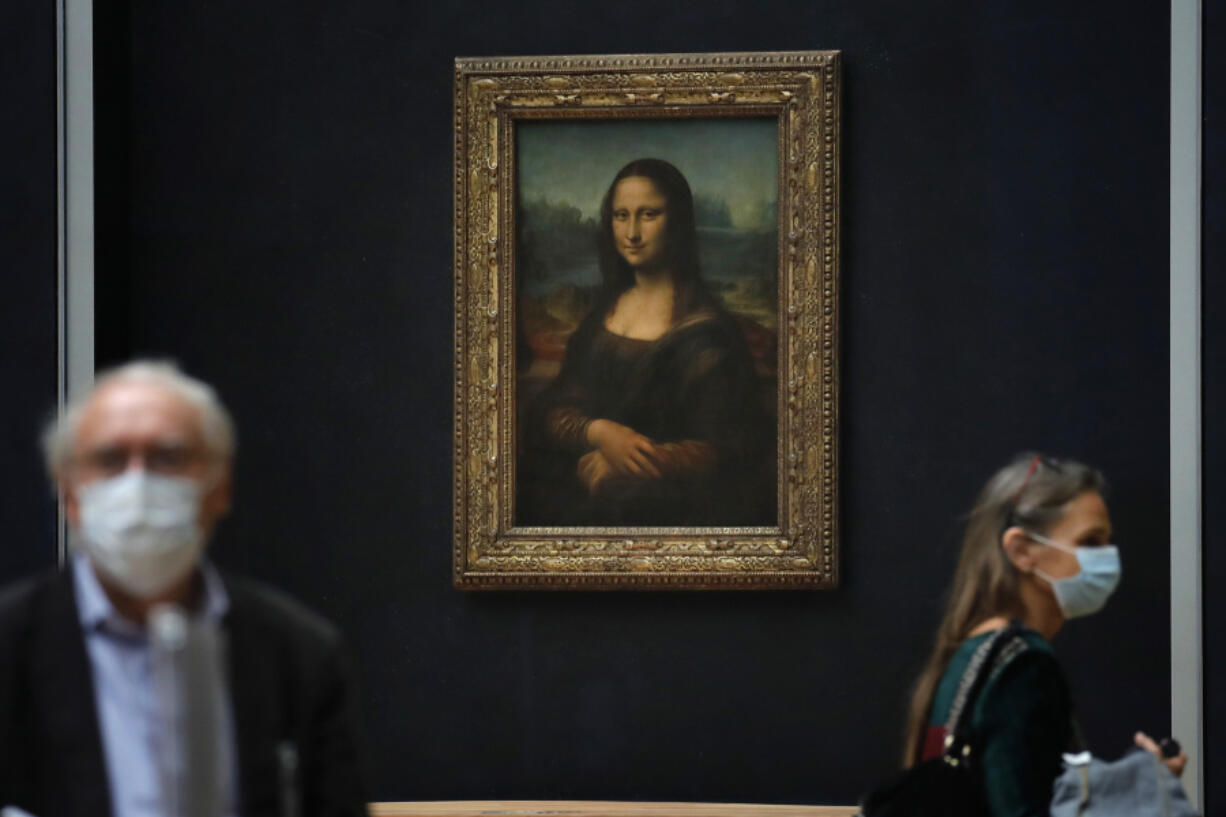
[0, 361, 368, 817]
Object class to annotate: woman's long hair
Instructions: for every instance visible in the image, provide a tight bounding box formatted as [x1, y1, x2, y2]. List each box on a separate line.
[901, 453, 1107, 767]
[593, 158, 714, 321]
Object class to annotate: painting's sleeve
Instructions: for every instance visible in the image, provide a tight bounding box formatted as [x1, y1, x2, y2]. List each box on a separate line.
[646, 439, 717, 477]
[542, 404, 593, 451]
[526, 319, 599, 453]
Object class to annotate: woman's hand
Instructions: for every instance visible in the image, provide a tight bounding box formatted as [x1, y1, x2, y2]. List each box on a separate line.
[585, 419, 661, 479]
[1135, 731, 1187, 778]
[577, 450, 612, 495]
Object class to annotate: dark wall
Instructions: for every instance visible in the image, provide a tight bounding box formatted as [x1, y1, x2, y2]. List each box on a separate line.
[77, 0, 1173, 806]
[1203, 1, 1224, 813]
[1, 0, 59, 576]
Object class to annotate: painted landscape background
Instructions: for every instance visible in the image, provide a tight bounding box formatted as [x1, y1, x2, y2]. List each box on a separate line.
[515, 118, 780, 408]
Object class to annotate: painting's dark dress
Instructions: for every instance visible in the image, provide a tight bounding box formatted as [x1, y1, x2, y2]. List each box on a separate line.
[520, 306, 773, 526]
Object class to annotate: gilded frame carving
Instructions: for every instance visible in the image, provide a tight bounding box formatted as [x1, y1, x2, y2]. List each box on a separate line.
[453, 51, 840, 590]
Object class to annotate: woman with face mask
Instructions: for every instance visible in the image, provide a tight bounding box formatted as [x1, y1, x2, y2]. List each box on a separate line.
[899, 453, 1185, 816]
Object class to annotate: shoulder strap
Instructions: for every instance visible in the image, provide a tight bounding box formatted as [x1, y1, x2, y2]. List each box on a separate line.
[945, 622, 1030, 741]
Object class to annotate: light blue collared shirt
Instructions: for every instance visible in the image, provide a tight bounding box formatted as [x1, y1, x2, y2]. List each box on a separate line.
[74, 555, 239, 817]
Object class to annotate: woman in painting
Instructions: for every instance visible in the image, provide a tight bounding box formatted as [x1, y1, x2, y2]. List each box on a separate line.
[520, 158, 772, 527]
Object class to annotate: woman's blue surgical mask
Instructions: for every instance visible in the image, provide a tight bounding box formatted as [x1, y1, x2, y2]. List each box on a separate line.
[1027, 531, 1121, 619]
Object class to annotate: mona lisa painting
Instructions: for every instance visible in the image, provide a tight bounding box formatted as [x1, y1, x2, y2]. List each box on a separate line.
[454, 51, 841, 589]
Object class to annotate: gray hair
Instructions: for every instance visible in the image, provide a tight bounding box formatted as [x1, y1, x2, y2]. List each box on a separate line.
[42, 360, 237, 477]
[984, 452, 1108, 535]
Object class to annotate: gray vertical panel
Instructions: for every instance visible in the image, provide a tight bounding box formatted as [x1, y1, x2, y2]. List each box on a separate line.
[1170, 0, 1203, 808]
[55, 0, 66, 564]
[59, 0, 94, 564]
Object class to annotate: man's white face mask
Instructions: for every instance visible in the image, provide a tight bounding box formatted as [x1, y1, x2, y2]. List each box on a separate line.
[77, 469, 207, 598]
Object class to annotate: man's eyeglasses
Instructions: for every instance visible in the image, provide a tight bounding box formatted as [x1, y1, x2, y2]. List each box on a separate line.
[74, 443, 208, 477]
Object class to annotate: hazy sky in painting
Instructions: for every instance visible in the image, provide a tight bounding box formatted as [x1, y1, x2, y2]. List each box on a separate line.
[517, 118, 778, 230]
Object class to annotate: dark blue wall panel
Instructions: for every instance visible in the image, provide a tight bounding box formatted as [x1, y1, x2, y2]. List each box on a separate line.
[90, 0, 1173, 804]
[0, 0, 60, 579]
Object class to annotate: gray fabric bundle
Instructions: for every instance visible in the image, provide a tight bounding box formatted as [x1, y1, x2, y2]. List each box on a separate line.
[1050, 749, 1197, 817]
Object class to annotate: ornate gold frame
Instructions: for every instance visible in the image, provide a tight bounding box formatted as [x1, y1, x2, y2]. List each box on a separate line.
[453, 51, 840, 590]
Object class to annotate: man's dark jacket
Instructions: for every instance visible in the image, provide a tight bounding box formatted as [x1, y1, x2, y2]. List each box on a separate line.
[0, 564, 368, 817]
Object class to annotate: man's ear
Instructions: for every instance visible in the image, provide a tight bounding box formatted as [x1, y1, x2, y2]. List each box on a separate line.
[60, 467, 82, 527]
[64, 484, 81, 527]
[1001, 526, 1036, 573]
[202, 466, 233, 527]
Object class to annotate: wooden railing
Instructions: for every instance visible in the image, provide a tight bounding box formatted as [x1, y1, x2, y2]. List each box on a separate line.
[371, 802, 859, 817]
